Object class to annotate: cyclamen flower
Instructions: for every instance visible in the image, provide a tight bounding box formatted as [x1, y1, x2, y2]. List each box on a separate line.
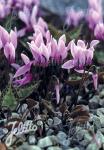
[0, 26, 17, 63]
[66, 8, 84, 27]
[51, 34, 69, 62]
[18, 5, 48, 37]
[94, 23, 104, 40]
[18, 5, 38, 30]
[62, 40, 99, 72]
[86, 0, 103, 30]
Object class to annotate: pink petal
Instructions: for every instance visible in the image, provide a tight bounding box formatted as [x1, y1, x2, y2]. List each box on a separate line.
[0, 26, 9, 45]
[55, 83, 60, 104]
[59, 34, 66, 43]
[30, 5, 38, 26]
[62, 60, 74, 69]
[41, 43, 50, 61]
[10, 30, 17, 49]
[35, 33, 44, 47]
[18, 11, 29, 26]
[17, 28, 26, 37]
[90, 40, 99, 47]
[14, 62, 32, 78]
[21, 53, 30, 64]
[77, 40, 86, 48]
[70, 40, 77, 58]
[92, 73, 98, 90]
[4, 42, 15, 63]
[13, 73, 32, 86]
[11, 63, 20, 70]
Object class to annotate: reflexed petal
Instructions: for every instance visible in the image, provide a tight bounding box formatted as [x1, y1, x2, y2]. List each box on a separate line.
[10, 30, 17, 49]
[77, 40, 86, 48]
[14, 62, 32, 78]
[35, 33, 43, 47]
[21, 53, 30, 64]
[31, 5, 38, 26]
[18, 11, 29, 26]
[90, 40, 99, 47]
[14, 73, 32, 86]
[92, 73, 98, 90]
[70, 40, 77, 58]
[59, 34, 66, 43]
[41, 43, 50, 61]
[0, 25, 9, 45]
[4, 42, 15, 63]
[62, 60, 74, 69]
[11, 63, 20, 70]
[55, 84, 60, 104]
[17, 28, 26, 37]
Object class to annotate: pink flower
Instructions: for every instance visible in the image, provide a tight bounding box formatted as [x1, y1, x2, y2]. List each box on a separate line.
[62, 40, 99, 71]
[86, 0, 103, 30]
[13, 54, 33, 86]
[0, 26, 17, 63]
[18, 5, 38, 29]
[94, 23, 104, 40]
[66, 8, 84, 27]
[86, 9, 102, 30]
[51, 34, 68, 62]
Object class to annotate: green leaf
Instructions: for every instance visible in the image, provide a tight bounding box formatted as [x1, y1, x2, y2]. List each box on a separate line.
[2, 86, 17, 110]
[16, 82, 41, 100]
[69, 24, 83, 40]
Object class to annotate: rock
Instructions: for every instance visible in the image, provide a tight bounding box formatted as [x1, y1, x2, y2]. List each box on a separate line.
[38, 136, 57, 148]
[75, 127, 85, 141]
[47, 118, 53, 126]
[57, 131, 67, 141]
[97, 109, 104, 128]
[98, 128, 104, 134]
[86, 142, 99, 150]
[100, 90, 104, 99]
[53, 117, 62, 126]
[96, 131, 104, 147]
[91, 114, 101, 130]
[60, 138, 70, 147]
[18, 143, 41, 150]
[84, 131, 92, 142]
[67, 147, 80, 150]
[0, 128, 8, 139]
[47, 129, 54, 136]
[89, 96, 100, 109]
[28, 135, 36, 145]
[47, 146, 62, 150]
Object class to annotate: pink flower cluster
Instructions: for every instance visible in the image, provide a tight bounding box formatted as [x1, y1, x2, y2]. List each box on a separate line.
[0, 0, 39, 19]
[66, 8, 84, 27]
[0, 26, 17, 63]
[66, 0, 104, 40]
[13, 28, 69, 86]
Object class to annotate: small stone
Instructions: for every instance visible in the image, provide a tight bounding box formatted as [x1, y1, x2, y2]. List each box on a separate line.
[0, 128, 8, 139]
[47, 129, 54, 136]
[47, 118, 53, 126]
[47, 146, 62, 150]
[92, 115, 101, 130]
[86, 142, 99, 150]
[67, 147, 80, 150]
[96, 131, 104, 146]
[38, 136, 57, 148]
[89, 96, 100, 109]
[18, 142, 41, 150]
[57, 131, 67, 141]
[53, 117, 62, 126]
[28, 135, 36, 145]
[60, 138, 70, 147]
